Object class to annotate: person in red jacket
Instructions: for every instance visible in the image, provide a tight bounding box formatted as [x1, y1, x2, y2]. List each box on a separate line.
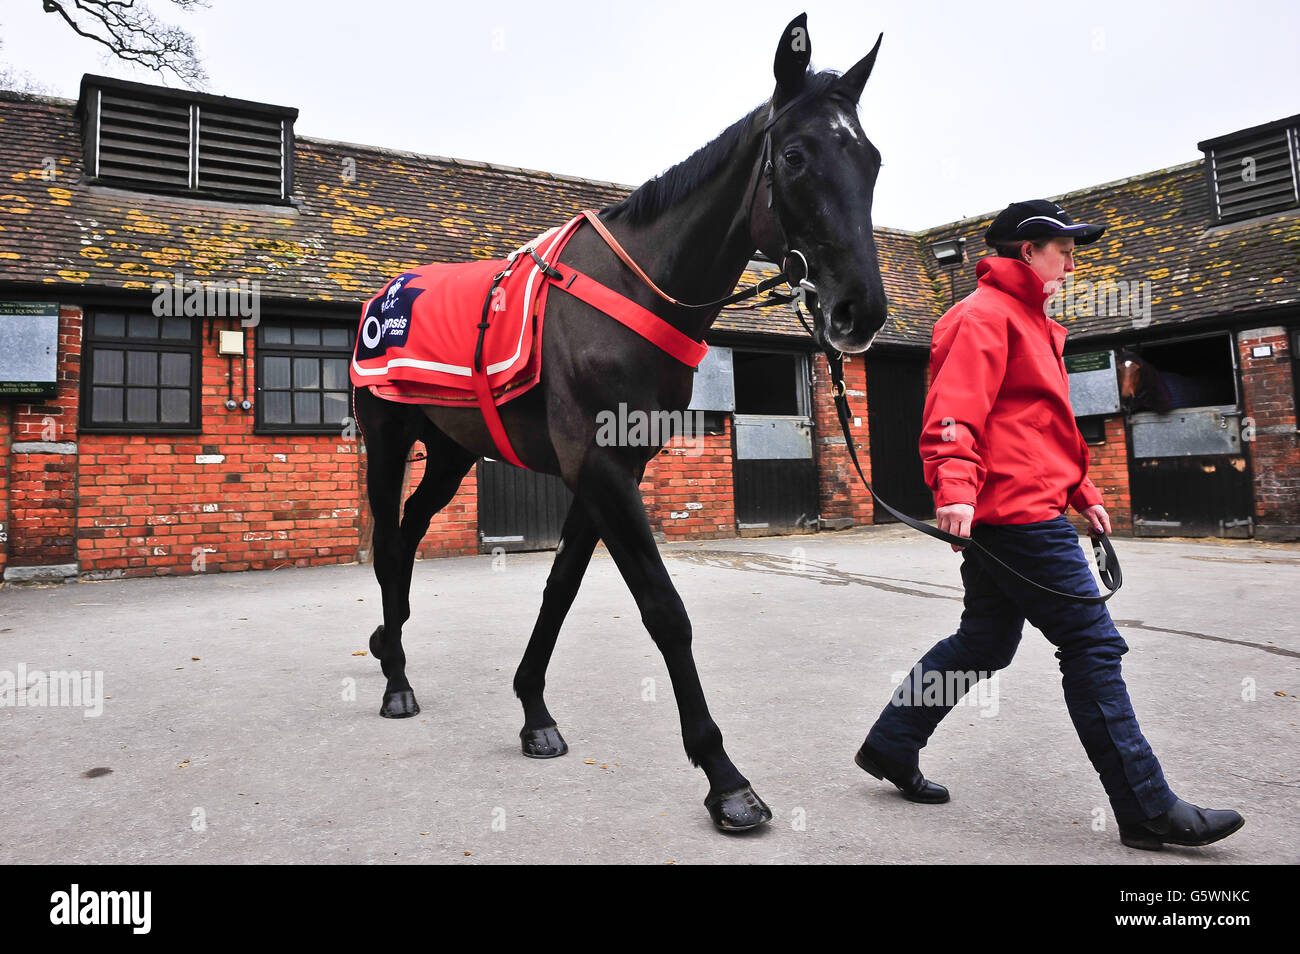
[854, 200, 1244, 850]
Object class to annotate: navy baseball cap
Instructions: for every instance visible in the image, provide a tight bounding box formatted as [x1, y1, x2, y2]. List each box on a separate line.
[984, 199, 1106, 246]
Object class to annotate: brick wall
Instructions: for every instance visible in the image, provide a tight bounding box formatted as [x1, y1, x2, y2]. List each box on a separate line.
[813, 352, 873, 525]
[0, 397, 10, 577]
[644, 420, 736, 540]
[1066, 413, 1134, 534]
[403, 417, 736, 558]
[7, 304, 1174, 582]
[1238, 326, 1300, 540]
[409, 454, 479, 559]
[4, 305, 82, 572]
[74, 317, 365, 579]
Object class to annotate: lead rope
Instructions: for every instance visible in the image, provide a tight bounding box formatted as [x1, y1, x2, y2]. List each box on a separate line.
[791, 295, 1123, 605]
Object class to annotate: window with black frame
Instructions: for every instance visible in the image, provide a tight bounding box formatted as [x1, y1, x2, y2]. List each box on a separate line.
[257, 321, 354, 432]
[82, 310, 200, 431]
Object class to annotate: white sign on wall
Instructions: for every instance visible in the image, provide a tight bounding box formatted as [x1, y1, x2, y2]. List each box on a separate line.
[0, 301, 59, 398]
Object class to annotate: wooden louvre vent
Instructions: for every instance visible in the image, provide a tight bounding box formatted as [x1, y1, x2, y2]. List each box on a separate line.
[79, 75, 297, 202]
[96, 90, 192, 190]
[197, 108, 287, 199]
[1200, 117, 1300, 223]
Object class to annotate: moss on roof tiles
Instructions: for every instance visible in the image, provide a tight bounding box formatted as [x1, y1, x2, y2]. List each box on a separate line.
[917, 162, 1300, 340]
[2, 94, 1297, 347]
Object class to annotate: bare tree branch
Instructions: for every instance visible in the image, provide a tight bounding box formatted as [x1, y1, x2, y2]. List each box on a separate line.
[42, 0, 208, 88]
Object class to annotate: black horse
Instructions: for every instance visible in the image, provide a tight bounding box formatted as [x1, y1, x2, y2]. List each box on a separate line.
[352, 13, 890, 832]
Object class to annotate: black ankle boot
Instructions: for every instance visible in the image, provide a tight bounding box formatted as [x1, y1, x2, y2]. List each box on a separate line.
[855, 741, 949, 804]
[1119, 798, 1244, 850]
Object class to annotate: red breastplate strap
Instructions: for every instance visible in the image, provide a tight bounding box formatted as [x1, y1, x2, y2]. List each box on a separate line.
[549, 264, 710, 368]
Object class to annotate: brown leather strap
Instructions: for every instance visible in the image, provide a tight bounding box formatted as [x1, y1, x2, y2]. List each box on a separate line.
[580, 210, 692, 307]
[579, 209, 794, 312]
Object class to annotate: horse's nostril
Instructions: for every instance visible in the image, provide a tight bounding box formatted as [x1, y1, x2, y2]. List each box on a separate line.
[831, 301, 856, 335]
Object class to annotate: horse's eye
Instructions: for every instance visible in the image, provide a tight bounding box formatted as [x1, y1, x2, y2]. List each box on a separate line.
[783, 150, 804, 168]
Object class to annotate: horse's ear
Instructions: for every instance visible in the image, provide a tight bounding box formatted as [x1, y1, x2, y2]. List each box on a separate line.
[773, 12, 811, 103]
[838, 32, 883, 103]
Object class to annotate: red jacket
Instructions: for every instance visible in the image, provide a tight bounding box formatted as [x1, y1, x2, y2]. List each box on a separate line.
[919, 256, 1104, 526]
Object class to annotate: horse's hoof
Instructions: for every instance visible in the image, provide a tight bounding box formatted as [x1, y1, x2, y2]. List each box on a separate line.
[704, 785, 773, 832]
[520, 724, 568, 759]
[379, 689, 419, 718]
[368, 625, 385, 662]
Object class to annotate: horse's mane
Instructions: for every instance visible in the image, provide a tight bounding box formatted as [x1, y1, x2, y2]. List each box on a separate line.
[602, 70, 844, 225]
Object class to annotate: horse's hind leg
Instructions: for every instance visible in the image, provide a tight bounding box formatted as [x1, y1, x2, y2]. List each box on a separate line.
[513, 499, 600, 757]
[358, 391, 474, 717]
[376, 431, 476, 717]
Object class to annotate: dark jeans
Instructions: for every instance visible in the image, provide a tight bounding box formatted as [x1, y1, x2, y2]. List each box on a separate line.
[865, 514, 1178, 824]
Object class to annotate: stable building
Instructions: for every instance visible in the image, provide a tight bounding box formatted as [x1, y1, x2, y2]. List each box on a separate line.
[913, 114, 1300, 541]
[0, 75, 923, 581]
[0, 76, 1297, 583]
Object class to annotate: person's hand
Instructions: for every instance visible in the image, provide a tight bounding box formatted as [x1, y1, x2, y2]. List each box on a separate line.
[936, 503, 975, 552]
[1083, 504, 1111, 536]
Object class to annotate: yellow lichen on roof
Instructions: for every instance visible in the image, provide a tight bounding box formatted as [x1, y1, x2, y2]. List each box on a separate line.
[123, 210, 170, 235]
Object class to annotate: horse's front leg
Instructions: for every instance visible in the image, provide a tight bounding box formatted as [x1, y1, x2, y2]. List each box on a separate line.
[574, 454, 772, 832]
[513, 499, 600, 758]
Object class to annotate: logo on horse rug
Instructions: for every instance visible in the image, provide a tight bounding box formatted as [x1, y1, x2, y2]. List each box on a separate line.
[357, 275, 418, 357]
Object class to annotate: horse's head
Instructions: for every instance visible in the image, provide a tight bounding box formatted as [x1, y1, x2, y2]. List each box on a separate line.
[1117, 347, 1172, 414]
[1117, 348, 1140, 411]
[751, 14, 889, 354]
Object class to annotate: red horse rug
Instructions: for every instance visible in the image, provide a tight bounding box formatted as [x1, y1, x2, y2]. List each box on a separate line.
[350, 211, 709, 467]
[350, 216, 585, 408]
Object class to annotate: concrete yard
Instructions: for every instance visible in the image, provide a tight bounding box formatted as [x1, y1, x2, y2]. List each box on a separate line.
[2, 526, 1296, 865]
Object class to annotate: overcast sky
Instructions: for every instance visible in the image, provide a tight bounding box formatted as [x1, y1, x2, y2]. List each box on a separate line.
[2, 0, 1298, 231]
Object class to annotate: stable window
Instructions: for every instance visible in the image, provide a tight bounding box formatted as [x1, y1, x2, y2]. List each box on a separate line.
[82, 311, 201, 431]
[1128, 335, 1238, 412]
[732, 350, 810, 416]
[256, 322, 354, 433]
[1077, 416, 1107, 444]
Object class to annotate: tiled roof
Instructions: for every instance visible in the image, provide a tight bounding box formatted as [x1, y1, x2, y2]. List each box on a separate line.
[874, 227, 947, 345]
[2, 89, 1297, 350]
[916, 163, 1300, 342]
[0, 91, 943, 345]
[678, 224, 945, 347]
[0, 92, 629, 301]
